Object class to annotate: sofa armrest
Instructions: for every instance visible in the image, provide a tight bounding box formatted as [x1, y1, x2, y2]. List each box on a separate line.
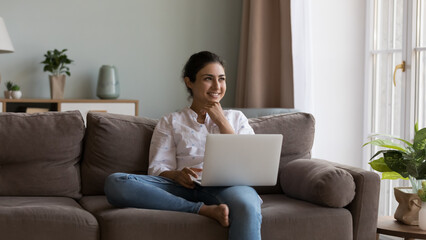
[280, 158, 380, 240]
[325, 159, 380, 240]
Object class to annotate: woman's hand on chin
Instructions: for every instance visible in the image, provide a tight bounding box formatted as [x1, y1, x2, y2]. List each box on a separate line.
[203, 102, 224, 123]
[203, 102, 235, 134]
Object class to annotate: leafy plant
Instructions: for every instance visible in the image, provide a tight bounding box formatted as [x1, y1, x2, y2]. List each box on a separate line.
[41, 49, 73, 76]
[5, 81, 13, 91]
[363, 123, 426, 180]
[5, 81, 19, 91]
[11, 84, 20, 91]
[418, 181, 426, 201]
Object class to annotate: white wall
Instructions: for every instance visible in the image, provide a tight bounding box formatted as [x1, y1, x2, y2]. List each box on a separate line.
[0, 0, 242, 118]
[310, 0, 366, 168]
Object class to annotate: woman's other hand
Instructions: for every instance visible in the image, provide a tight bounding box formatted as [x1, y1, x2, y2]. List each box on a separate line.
[160, 168, 202, 189]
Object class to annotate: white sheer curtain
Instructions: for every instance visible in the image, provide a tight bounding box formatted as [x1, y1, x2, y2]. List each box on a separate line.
[291, 0, 313, 114]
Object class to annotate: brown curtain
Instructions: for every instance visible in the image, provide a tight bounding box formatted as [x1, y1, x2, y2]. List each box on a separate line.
[236, 0, 294, 108]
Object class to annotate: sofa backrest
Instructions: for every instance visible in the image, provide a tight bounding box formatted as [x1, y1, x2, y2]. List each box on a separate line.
[233, 108, 298, 118]
[249, 112, 315, 194]
[81, 111, 315, 195]
[0, 111, 85, 199]
[81, 112, 157, 195]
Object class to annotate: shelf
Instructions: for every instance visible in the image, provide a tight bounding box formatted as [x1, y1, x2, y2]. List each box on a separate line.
[0, 99, 139, 118]
[0, 98, 138, 103]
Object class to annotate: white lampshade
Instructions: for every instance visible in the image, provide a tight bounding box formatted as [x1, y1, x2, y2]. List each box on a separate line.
[0, 17, 14, 53]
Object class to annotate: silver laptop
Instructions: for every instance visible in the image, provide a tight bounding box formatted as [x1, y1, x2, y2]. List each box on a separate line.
[192, 134, 283, 186]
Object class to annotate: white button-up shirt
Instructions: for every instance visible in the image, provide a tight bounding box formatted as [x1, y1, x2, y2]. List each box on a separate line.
[148, 107, 255, 176]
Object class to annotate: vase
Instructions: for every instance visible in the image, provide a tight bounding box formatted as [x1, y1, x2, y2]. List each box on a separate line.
[420, 202, 426, 230]
[11, 90, 22, 99]
[97, 65, 120, 99]
[409, 176, 423, 194]
[394, 187, 422, 225]
[49, 75, 66, 99]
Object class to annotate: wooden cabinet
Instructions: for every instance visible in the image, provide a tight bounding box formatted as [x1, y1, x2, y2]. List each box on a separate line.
[0, 99, 139, 123]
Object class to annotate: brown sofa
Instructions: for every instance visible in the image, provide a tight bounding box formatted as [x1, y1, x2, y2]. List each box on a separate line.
[0, 110, 380, 240]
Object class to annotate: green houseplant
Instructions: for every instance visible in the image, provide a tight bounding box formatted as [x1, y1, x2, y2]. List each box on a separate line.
[364, 123, 426, 189]
[4, 81, 13, 99]
[41, 49, 73, 99]
[364, 124, 426, 226]
[41, 49, 73, 76]
[5, 81, 13, 90]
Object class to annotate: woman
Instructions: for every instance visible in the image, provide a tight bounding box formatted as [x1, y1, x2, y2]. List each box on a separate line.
[104, 51, 262, 240]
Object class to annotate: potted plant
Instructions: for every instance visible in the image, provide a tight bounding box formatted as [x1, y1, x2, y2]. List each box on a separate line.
[364, 123, 426, 225]
[4, 81, 21, 99]
[417, 182, 426, 229]
[41, 49, 73, 99]
[10, 83, 22, 99]
[364, 123, 426, 185]
[4, 81, 13, 99]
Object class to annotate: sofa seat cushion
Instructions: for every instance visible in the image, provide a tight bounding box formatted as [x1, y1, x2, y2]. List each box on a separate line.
[79, 196, 227, 240]
[0, 197, 98, 240]
[80, 194, 352, 240]
[0, 111, 85, 199]
[260, 194, 352, 240]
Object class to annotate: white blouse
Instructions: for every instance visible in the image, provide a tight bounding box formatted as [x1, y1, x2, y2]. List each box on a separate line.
[148, 107, 255, 176]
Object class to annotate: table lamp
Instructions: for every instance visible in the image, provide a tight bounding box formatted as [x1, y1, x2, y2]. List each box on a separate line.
[0, 17, 14, 85]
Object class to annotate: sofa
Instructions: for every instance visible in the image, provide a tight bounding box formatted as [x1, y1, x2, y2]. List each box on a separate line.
[0, 110, 380, 240]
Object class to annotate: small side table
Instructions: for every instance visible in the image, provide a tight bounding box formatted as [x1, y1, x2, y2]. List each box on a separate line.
[377, 216, 426, 240]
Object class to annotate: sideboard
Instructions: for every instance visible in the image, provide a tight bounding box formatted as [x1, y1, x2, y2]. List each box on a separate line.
[0, 99, 138, 123]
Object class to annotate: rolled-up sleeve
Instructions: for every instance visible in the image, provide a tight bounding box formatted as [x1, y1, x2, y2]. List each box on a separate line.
[236, 112, 255, 135]
[148, 117, 177, 176]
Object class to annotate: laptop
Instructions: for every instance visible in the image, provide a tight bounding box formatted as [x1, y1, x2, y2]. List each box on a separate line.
[192, 134, 283, 186]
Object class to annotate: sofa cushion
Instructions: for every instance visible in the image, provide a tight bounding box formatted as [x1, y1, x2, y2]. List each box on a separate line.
[232, 108, 298, 118]
[0, 197, 98, 240]
[281, 159, 356, 208]
[0, 111, 84, 199]
[260, 194, 352, 240]
[81, 112, 158, 195]
[79, 196, 227, 240]
[249, 112, 314, 164]
[79, 194, 352, 240]
[248, 112, 315, 194]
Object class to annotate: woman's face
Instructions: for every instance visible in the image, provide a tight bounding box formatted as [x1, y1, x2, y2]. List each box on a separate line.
[186, 62, 226, 105]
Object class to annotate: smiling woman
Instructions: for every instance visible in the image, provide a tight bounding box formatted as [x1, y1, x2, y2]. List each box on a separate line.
[182, 52, 232, 132]
[104, 51, 262, 240]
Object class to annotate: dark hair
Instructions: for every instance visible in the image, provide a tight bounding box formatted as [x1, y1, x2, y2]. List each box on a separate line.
[182, 51, 225, 97]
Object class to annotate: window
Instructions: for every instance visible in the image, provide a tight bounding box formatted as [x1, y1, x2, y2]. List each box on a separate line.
[365, 0, 426, 216]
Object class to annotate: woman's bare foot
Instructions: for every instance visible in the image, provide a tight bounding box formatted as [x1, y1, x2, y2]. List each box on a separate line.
[199, 204, 229, 227]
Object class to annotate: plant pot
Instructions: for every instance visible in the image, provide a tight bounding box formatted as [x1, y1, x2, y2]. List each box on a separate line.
[419, 202, 426, 230]
[11, 90, 22, 99]
[49, 75, 66, 99]
[394, 187, 422, 225]
[3, 90, 12, 99]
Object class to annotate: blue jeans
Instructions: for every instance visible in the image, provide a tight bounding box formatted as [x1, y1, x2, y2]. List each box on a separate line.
[104, 173, 262, 240]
